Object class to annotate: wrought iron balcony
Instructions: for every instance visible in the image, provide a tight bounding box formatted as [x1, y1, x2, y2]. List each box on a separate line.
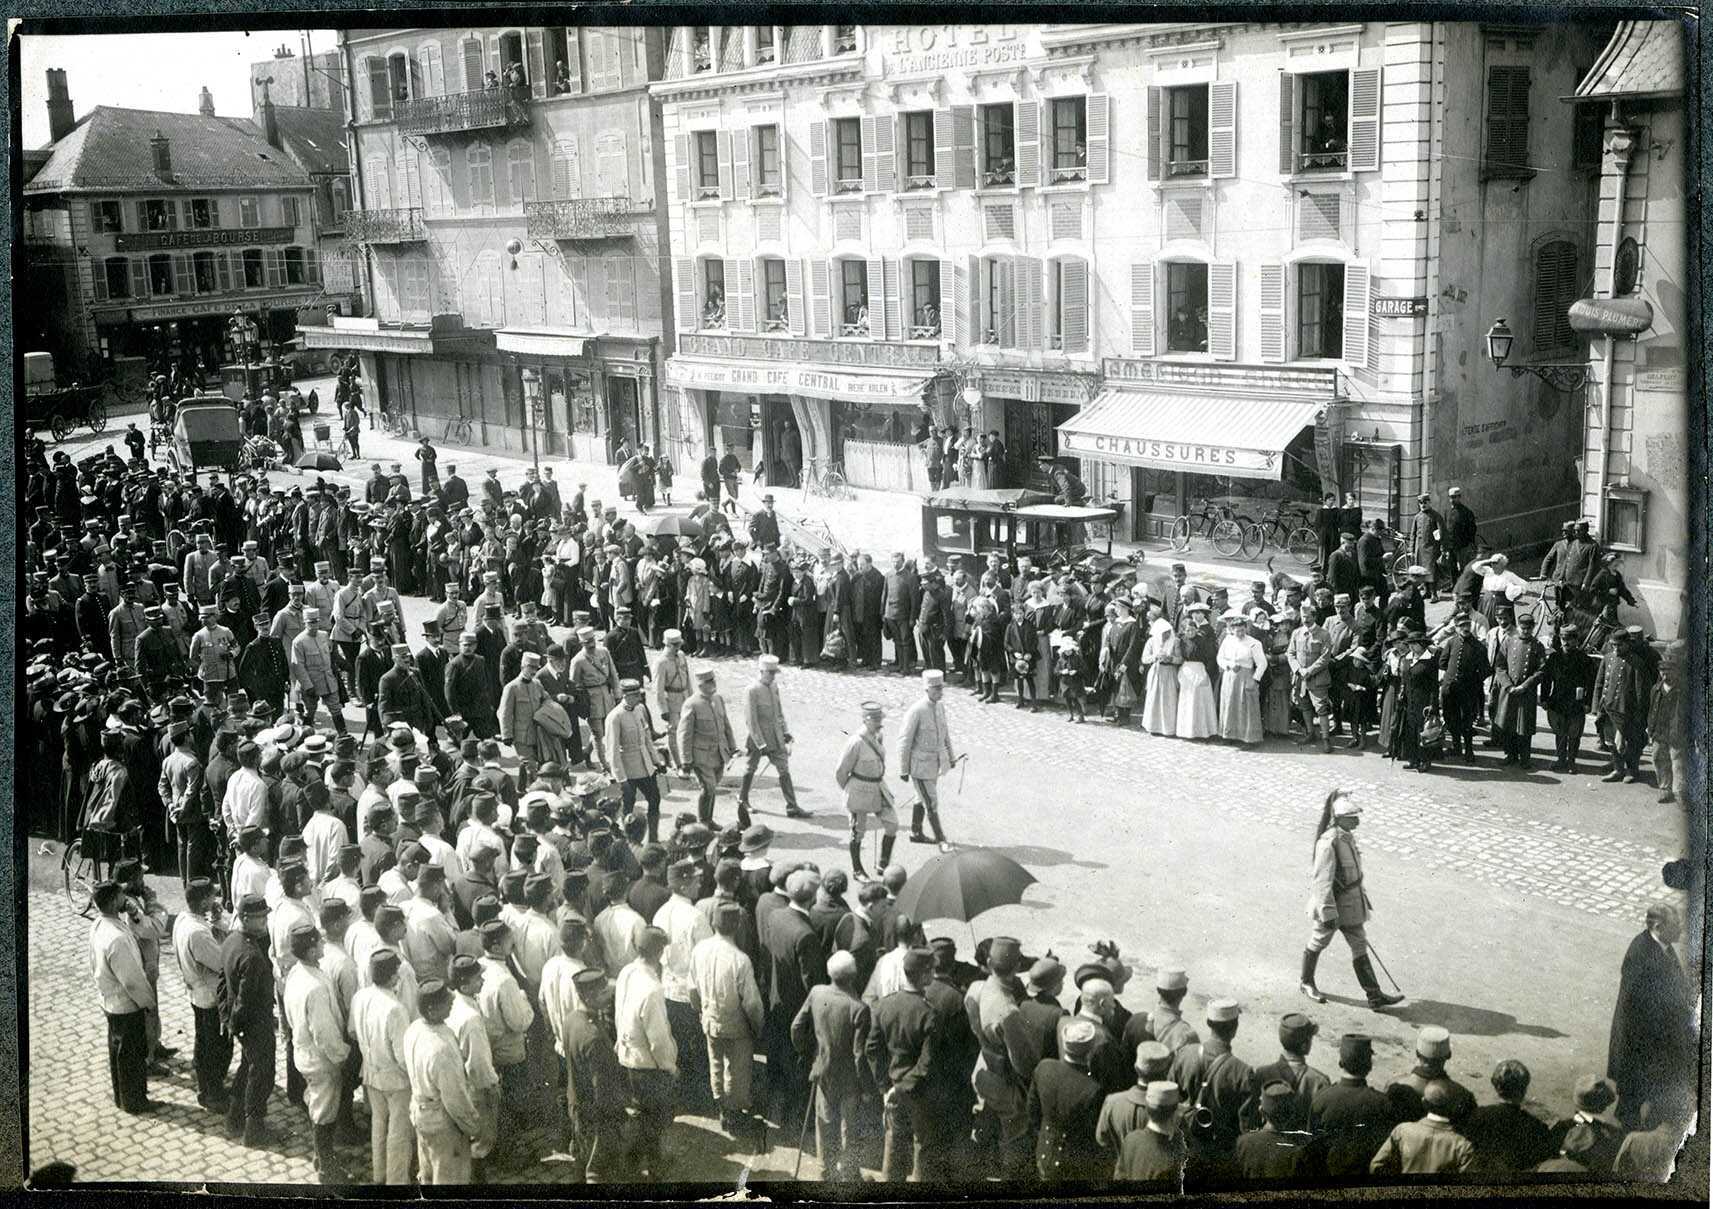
[345, 207, 426, 245]
[1167, 157, 1209, 178]
[524, 197, 653, 242]
[1298, 149, 1349, 173]
[396, 88, 530, 137]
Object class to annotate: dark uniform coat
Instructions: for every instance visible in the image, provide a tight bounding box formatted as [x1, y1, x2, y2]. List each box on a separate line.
[377, 665, 437, 735]
[1311, 1076, 1396, 1176]
[1466, 1102, 1553, 1173]
[444, 653, 498, 739]
[1608, 929, 1694, 1122]
[1026, 1058, 1112, 1180]
[1170, 1037, 1259, 1156]
[1492, 633, 1547, 736]
[1114, 1125, 1187, 1182]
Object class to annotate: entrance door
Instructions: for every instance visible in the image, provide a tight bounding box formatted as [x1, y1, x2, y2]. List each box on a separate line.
[606, 375, 640, 463]
[1004, 396, 1058, 488]
[758, 396, 803, 487]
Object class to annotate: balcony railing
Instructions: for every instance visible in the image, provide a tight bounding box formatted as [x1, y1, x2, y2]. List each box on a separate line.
[1049, 162, 1088, 184]
[524, 197, 653, 241]
[834, 177, 864, 195]
[1298, 149, 1349, 173]
[904, 174, 937, 191]
[763, 315, 789, 332]
[910, 322, 941, 340]
[1167, 157, 1209, 178]
[396, 89, 530, 137]
[345, 207, 427, 244]
[982, 167, 1016, 187]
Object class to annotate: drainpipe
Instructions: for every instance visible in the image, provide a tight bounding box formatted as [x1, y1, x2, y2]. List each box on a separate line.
[1592, 117, 1639, 524]
[1418, 23, 1444, 501]
[338, 30, 378, 321]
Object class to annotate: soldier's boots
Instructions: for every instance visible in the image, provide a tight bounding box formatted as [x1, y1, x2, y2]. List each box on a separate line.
[313, 1122, 346, 1184]
[848, 839, 869, 881]
[1299, 949, 1327, 1003]
[878, 834, 896, 870]
[1354, 954, 1405, 1008]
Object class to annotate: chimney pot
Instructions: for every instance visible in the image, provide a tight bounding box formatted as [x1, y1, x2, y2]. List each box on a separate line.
[46, 68, 75, 143]
[198, 85, 215, 117]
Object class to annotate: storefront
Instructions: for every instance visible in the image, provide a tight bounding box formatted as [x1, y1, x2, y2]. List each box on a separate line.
[961, 368, 1100, 491]
[1061, 359, 1349, 542]
[497, 329, 663, 465]
[299, 318, 497, 437]
[92, 291, 323, 378]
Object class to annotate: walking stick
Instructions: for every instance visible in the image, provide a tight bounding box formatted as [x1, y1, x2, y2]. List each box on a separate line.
[792, 1078, 818, 1180]
[1366, 938, 1406, 996]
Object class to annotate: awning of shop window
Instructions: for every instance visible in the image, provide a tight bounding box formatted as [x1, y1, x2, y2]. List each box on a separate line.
[1056, 388, 1328, 482]
[663, 355, 933, 406]
[495, 328, 592, 359]
[297, 324, 436, 355]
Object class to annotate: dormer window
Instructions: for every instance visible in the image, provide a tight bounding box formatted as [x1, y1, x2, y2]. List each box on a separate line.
[755, 26, 776, 64]
[692, 28, 712, 72]
[833, 25, 858, 54]
[150, 132, 172, 176]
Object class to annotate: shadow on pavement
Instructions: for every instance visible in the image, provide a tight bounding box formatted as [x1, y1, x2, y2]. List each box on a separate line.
[991, 844, 1109, 871]
[1418, 764, 1561, 787]
[1385, 997, 1570, 1040]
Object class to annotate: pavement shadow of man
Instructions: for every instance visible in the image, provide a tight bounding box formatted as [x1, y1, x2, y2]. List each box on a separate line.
[1369, 999, 1569, 1041]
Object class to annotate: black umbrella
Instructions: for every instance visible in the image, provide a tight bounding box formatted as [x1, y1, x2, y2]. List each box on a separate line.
[638, 512, 703, 538]
[893, 848, 1037, 925]
[295, 450, 343, 471]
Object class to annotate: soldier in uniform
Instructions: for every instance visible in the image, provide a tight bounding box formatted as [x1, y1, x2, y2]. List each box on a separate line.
[676, 667, 736, 828]
[1492, 612, 1548, 769]
[1114, 1081, 1187, 1183]
[835, 701, 900, 881]
[1247, 1012, 1331, 1132]
[1309, 1033, 1396, 1176]
[1385, 1025, 1475, 1124]
[1026, 1017, 1111, 1181]
[737, 654, 803, 822]
[1122, 965, 1199, 1055]
[897, 669, 959, 850]
[1435, 610, 1489, 761]
[1168, 998, 1259, 1181]
[1299, 790, 1405, 1010]
[1288, 606, 1336, 751]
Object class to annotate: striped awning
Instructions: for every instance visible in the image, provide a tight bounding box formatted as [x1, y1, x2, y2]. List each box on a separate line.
[1057, 388, 1327, 480]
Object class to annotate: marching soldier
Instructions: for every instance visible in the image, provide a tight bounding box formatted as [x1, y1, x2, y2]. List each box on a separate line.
[897, 669, 959, 850]
[737, 654, 804, 821]
[1299, 791, 1404, 1010]
[677, 667, 737, 828]
[835, 701, 900, 882]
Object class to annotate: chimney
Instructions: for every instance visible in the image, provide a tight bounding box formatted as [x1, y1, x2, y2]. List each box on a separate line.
[260, 90, 280, 150]
[150, 130, 173, 178]
[46, 68, 74, 143]
[198, 85, 215, 117]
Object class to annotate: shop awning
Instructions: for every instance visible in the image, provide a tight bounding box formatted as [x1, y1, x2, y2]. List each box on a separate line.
[1057, 388, 1326, 480]
[665, 355, 932, 405]
[298, 324, 436, 356]
[495, 328, 592, 359]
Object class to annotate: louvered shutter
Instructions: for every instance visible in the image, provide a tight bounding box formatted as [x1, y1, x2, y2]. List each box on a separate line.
[207, 198, 221, 228]
[1341, 264, 1371, 366]
[129, 258, 149, 298]
[1209, 81, 1237, 179]
[1534, 242, 1576, 349]
[228, 252, 244, 291]
[866, 256, 885, 339]
[733, 258, 755, 332]
[967, 255, 982, 347]
[618, 28, 641, 89]
[487, 35, 502, 84]
[553, 143, 573, 199]
[1348, 68, 1382, 172]
[785, 258, 806, 335]
[952, 105, 976, 188]
[135, 201, 149, 232]
[168, 200, 182, 230]
[1278, 73, 1297, 175]
[1085, 95, 1110, 185]
[717, 130, 734, 199]
[940, 258, 960, 346]
[674, 256, 696, 332]
[934, 110, 956, 191]
[673, 134, 690, 203]
[809, 258, 831, 338]
[860, 115, 879, 193]
[1145, 87, 1162, 181]
[561, 30, 582, 93]
[401, 145, 421, 209]
[884, 259, 902, 341]
[172, 252, 193, 295]
[587, 256, 610, 329]
[527, 29, 547, 99]
[215, 253, 231, 291]
[1485, 65, 1530, 175]
[1208, 260, 1237, 361]
[732, 125, 750, 200]
[1016, 101, 1040, 188]
[366, 57, 390, 120]
[614, 256, 638, 328]
[1130, 261, 1156, 357]
[809, 121, 828, 196]
[1061, 259, 1089, 353]
[993, 258, 1015, 346]
[635, 255, 660, 327]
[265, 249, 284, 288]
[1016, 256, 1042, 351]
[306, 248, 321, 285]
[91, 260, 108, 301]
[429, 43, 445, 95]
[460, 37, 482, 94]
[1259, 262, 1286, 363]
[567, 257, 588, 328]
[873, 114, 895, 193]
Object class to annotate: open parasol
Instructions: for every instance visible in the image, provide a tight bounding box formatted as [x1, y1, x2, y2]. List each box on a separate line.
[637, 512, 704, 538]
[893, 848, 1037, 925]
[294, 450, 344, 471]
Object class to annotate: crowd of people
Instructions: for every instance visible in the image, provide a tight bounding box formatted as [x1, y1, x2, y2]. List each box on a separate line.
[25, 394, 1694, 1188]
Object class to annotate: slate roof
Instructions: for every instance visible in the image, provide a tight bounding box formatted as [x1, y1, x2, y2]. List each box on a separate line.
[1575, 20, 1685, 101]
[256, 104, 349, 176]
[24, 105, 314, 194]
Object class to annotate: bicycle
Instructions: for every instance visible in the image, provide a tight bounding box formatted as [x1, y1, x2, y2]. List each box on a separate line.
[62, 824, 144, 918]
[1169, 496, 1248, 558]
[801, 456, 853, 501]
[380, 409, 418, 439]
[443, 414, 475, 444]
[1241, 504, 1319, 564]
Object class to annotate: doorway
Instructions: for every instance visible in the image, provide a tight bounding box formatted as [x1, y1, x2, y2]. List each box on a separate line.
[606, 374, 640, 462]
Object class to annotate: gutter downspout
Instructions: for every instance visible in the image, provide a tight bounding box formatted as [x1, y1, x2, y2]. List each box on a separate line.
[1593, 116, 1640, 522]
[338, 30, 378, 320]
[1418, 23, 1444, 499]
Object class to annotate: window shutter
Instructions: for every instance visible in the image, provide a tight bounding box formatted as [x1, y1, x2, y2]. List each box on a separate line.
[487, 34, 502, 84]
[1278, 72, 1296, 175]
[884, 259, 902, 341]
[940, 257, 960, 346]
[1130, 261, 1156, 357]
[561, 30, 582, 94]
[1085, 95, 1110, 185]
[733, 257, 754, 332]
[1209, 81, 1237, 179]
[92, 261, 108, 301]
[228, 252, 243, 290]
[1062, 259, 1089, 353]
[1016, 256, 1042, 351]
[952, 105, 976, 188]
[586, 256, 610, 329]
[553, 143, 573, 199]
[1341, 263, 1371, 366]
[366, 57, 390, 120]
[934, 110, 956, 191]
[1485, 65, 1530, 174]
[565, 256, 588, 328]
[1016, 101, 1040, 187]
[635, 255, 660, 327]
[527, 29, 547, 99]
[265, 249, 284, 288]
[1259, 262, 1286, 363]
[673, 134, 690, 203]
[173, 252, 193, 295]
[1145, 87, 1162, 182]
[717, 130, 735, 199]
[674, 256, 696, 332]
[860, 115, 879, 194]
[129, 259, 149, 298]
[306, 249, 321, 285]
[134, 200, 148, 232]
[810, 120, 828, 196]
[402, 145, 422, 209]
[1348, 68, 1382, 172]
[166, 200, 181, 230]
[809, 258, 831, 338]
[873, 114, 896, 193]
[964, 255, 980, 348]
[993, 258, 1016, 345]
[732, 125, 750, 200]
[1208, 260, 1237, 361]
[785, 257, 806, 335]
[866, 256, 885, 339]
[617, 28, 641, 89]
[429, 43, 445, 95]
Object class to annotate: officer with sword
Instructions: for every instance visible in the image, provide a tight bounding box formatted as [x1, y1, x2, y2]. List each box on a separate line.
[835, 701, 899, 882]
[897, 669, 963, 851]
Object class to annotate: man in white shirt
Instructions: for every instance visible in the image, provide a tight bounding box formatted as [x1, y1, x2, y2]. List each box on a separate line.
[415, 803, 465, 885]
[615, 925, 678, 1178]
[401, 863, 458, 984]
[369, 904, 420, 1018]
[380, 843, 424, 907]
[654, 858, 713, 1112]
[402, 979, 483, 1184]
[324, 845, 365, 915]
[538, 915, 591, 1062]
[455, 793, 511, 881]
[446, 953, 503, 1175]
[301, 783, 349, 890]
[318, 899, 364, 1143]
[475, 920, 536, 1166]
[348, 947, 414, 1184]
[173, 877, 232, 1112]
[689, 900, 765, 1139]
[91, 879, 157, 1114]
[594, 871, 646, 978]
[282, 922, 352, 1183]
[221, 740, 271, 839]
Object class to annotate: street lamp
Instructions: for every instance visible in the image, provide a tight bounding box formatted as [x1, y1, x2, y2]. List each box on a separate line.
[1483, 316, 1590, 393]
[521, 364, 542, 473]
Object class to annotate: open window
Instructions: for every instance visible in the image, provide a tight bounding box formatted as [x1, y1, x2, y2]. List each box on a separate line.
[193, 251, 219, 292]
[545, 28, 574, 94]
[1166, 85, 1210, 177]
[1164, 262, 1209, 354]
[1050, 97, 1088, 182]
[700, 259, 727, 328]
[981, 103, 1016, 185]
[387, 51, 414, 103]
[692, 27, 713, 72]
[833, 25, 858, 54]
[753, 125, 782, 197]
[189, 198, 219, 229]
[1296, 261, 1345, 359]
[903, 111, 937, 190]
[909, 260, 941, 338]
[833, 118, 863, 193]
[92, 200, 124, 233]
[695, 131, 721, 199]
[243, 248, 266, 288]
[103, 257, 131, 298]
[283, 247, 307, 286]
[838, 259, 869, 335]
[755, 26, 777, 64]
[760, 257, 788, 330]
[148, 253, 175, 296]
[1299, 71, 1349, 172]
[499, 31, 527, 85]
[143, 199, 176, 232]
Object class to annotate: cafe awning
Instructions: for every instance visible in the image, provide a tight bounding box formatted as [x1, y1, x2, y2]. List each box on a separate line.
[664, 355, 933, 405]
[495, 328, 592, 359]
[1057, 388, 1326, 480]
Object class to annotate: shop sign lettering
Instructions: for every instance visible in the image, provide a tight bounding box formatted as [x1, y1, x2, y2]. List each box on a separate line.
[884, 25, 1023, 75]
[1102, 357, 1339, 399]
[1060, 429, 1278, 474]
[681, 333, 940, 368]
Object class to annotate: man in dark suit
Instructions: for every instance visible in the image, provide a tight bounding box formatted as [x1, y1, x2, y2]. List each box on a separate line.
[1310, 1033, 1397, 1177]
[1546, 1075, 1627, 1176]
[1436, 611, 1490, 761]
[1027, 1018, 1112, 1181]
[1355, 519, 1390, 601]
[851, 553, 887, 671]
[1384, 1026, 1475, 1124]
[444, 632, 498, 741]
[414, 621, 451, 722]
[827, 553, 857, 668]
[762, 868, 827, 1128]
[1326, 531, 1362, 601]
[1608, 902, 1693, 1128]
[791, 949, 871, 1181]
[1466, 1059, 1553, 1174]
[377, 645, 439, 741]
[563, 967, 629, 1182]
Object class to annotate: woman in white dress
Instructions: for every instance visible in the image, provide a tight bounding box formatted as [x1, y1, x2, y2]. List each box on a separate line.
[1024, 579, 1055, 703]
[1217, 609, 1268, 745]
[1175, 602, 1220, 738]
[1140, 615, 1181, 736]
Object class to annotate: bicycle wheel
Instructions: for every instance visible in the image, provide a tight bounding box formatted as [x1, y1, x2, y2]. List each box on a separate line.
[87, 400, 109, 433]
[1239, 522, 1267, 561]
[1169, 516, 1193, 553]
[1392, 553, 1414, 583]
[62, 839, 96, 918]
[1212, 519, 1245, 557]
[50, 414, 73, 442]
[1286, 527, 1319, 565]
[825, 469, 850, 499]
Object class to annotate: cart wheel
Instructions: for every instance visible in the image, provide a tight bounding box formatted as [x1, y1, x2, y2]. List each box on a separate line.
[88, 400, 109, 433]
[1239, 521, 1266, 560]
[1168, 515, 1193, 553]
[1211, 519, 1246, 558]
[826, 469, 850, 499]
[62, 839, 96, 918]
[1392, 553, 1414, 584]
[50, 414, 73, 442]
[1287, 526, 1319, 565]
